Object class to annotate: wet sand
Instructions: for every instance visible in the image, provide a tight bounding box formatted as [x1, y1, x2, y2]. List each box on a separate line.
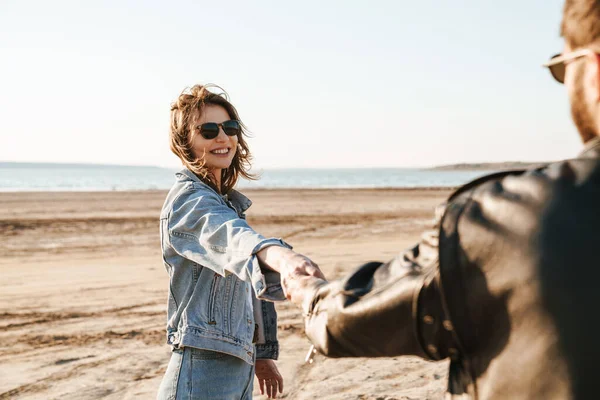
[0, 188, 452, 399]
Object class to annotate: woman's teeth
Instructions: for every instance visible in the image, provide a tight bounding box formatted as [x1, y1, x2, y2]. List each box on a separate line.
[211, 149, 229, 154]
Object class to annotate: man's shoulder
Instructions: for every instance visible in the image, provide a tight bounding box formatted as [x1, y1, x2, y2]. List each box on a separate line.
[447, 169, 531, 203]
[448, 156, 600, 205]
[438, 156, 600, 259]
[437, 156, 600, 255]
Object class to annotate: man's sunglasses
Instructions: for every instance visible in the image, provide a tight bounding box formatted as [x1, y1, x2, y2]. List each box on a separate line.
[197, 120, 241, 140]
[544, 49, 595, 84]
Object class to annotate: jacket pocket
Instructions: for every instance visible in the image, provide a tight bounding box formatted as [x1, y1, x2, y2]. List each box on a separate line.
[207, 273, 220, 325]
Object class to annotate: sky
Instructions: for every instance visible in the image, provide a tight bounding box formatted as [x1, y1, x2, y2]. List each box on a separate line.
[0, 0, 579, 169]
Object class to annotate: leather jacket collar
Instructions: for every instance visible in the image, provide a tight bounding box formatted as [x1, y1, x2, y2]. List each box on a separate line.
[579, 136, 600, 158]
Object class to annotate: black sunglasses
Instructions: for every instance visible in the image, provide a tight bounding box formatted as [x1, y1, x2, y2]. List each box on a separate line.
[544, 49, 594, 84]
[197, 120, 241, 140]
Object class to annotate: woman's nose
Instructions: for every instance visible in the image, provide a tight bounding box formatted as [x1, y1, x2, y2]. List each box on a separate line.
[215, 127, 228, 142]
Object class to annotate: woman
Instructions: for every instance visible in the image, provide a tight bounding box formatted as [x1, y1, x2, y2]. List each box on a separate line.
[156, 84, 322, 399]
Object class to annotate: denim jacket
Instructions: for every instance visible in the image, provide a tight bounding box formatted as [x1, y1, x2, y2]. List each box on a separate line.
[160, 169, 289, 365]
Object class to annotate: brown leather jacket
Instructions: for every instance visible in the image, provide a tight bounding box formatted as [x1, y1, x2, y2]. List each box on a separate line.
[303, 139, 600, 399]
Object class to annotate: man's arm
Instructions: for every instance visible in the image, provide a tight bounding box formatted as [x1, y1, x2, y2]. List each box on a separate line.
[289, 227, 443, 359]
[303, 258, 430, 358]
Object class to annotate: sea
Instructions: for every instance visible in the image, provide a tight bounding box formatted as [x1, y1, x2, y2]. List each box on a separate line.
[0, 162, 496, 192]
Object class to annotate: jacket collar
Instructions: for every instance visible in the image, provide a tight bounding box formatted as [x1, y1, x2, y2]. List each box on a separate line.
[579, 136, 600, 158]
[175, 168, 253, 212]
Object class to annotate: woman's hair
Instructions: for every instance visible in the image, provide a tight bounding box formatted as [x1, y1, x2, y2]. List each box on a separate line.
[170, 84, 257, 193]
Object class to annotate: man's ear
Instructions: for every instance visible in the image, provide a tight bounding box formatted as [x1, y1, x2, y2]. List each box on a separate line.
[594, 53, 600, 101]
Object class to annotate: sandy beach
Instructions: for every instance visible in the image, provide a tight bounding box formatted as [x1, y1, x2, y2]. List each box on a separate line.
[0, 188, 453, 400]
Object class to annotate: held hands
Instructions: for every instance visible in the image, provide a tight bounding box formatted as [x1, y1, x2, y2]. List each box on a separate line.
[256, 246, 327, 306]
[278, 251, 326, 305]
[281, 258, 326, 308]
[255, 359, 283, 398]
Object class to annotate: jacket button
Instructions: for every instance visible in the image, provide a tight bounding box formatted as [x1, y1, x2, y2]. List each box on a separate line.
[427, 344, 438, 354]
[443, 320, 454, 331]
[423, 315, 434, 324]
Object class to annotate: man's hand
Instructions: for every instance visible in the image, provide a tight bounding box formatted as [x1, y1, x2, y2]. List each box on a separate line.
[283, 274, 327, 307]
[255, 359, 283, 398]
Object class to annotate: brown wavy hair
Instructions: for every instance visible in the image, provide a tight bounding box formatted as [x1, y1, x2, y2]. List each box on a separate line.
[170, 84, 257, 193]
[562, 0, 600, 48]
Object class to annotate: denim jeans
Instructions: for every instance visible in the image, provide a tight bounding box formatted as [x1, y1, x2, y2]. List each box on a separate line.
[157, 347, 255, 400]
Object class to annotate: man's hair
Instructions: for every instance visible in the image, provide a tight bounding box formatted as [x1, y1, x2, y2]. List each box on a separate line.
[562, 0, 600, 48]
[169, 84, 256, 193]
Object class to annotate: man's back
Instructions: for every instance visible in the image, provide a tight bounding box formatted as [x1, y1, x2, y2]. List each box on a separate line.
[440, 147, 600, 398]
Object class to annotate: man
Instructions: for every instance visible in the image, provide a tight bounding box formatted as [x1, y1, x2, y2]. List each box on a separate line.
[282, 1, 600, 398]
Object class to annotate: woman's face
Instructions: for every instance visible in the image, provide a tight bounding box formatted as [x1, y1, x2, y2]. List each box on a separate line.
[190, 104, 238, 175]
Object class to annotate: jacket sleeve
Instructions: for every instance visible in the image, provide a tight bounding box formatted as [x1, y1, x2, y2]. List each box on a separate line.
[167, 184, 289, 301]
[302, 210, 444, 359]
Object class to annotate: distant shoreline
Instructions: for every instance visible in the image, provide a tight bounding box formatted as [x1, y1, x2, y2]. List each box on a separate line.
[429, 161, 550, 171]
[0, 161, 547, 191]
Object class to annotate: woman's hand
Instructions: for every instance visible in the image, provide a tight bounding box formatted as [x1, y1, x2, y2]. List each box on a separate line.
[255, 359, 283, 398]
[257, 247, 325, 280]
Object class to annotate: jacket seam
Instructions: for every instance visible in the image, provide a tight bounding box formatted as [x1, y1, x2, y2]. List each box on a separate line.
[171, 230, 198, 241]
[181, 326, 255, 349]
[169, 230, 249, 258]
[438, 187, 479, 397]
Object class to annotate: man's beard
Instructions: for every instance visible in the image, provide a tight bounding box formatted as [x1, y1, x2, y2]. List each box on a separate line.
[570, 63, 597, 143]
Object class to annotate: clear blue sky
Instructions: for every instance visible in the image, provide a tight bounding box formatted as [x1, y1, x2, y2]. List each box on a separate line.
[0, 0, 578, 168]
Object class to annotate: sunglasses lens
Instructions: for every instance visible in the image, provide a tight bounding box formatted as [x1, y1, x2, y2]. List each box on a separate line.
[548, 54, 565, 84]
[200, 123, 219, 139]
[550, 63, 566, 84]
[222, 120, 241, 136]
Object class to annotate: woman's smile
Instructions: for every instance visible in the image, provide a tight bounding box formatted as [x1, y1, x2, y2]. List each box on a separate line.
[209, 147, 231, 156]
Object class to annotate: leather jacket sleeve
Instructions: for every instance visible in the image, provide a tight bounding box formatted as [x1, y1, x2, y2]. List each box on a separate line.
[303, 215, 443, 359]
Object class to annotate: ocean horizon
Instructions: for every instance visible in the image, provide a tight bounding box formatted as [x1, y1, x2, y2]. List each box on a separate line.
[0, 162, 501, 192]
